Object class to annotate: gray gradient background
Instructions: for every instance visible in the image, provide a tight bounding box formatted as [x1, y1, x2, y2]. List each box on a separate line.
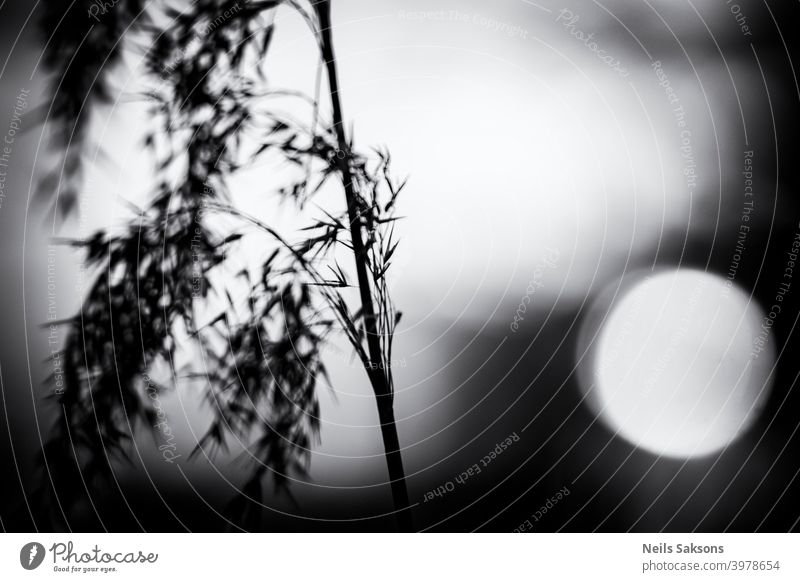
[1, 0, 799, 531]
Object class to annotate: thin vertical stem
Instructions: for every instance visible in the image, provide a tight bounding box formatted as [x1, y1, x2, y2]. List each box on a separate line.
[314, 0, 412, 531]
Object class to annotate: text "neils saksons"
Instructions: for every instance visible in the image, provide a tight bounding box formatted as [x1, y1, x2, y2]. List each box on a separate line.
[643, 543, 724, 554]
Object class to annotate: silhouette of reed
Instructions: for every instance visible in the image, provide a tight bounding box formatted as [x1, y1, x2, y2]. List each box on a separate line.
[36, 0, 413, 531]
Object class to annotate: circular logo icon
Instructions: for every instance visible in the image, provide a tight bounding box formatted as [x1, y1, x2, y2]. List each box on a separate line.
[20, 542, 46, 570]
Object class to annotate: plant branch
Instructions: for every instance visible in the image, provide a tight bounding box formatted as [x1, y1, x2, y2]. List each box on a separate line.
[314, 0, 413, 531]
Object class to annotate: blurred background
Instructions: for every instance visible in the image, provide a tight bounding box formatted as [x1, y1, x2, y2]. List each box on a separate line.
[1, 0, 799, 531]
